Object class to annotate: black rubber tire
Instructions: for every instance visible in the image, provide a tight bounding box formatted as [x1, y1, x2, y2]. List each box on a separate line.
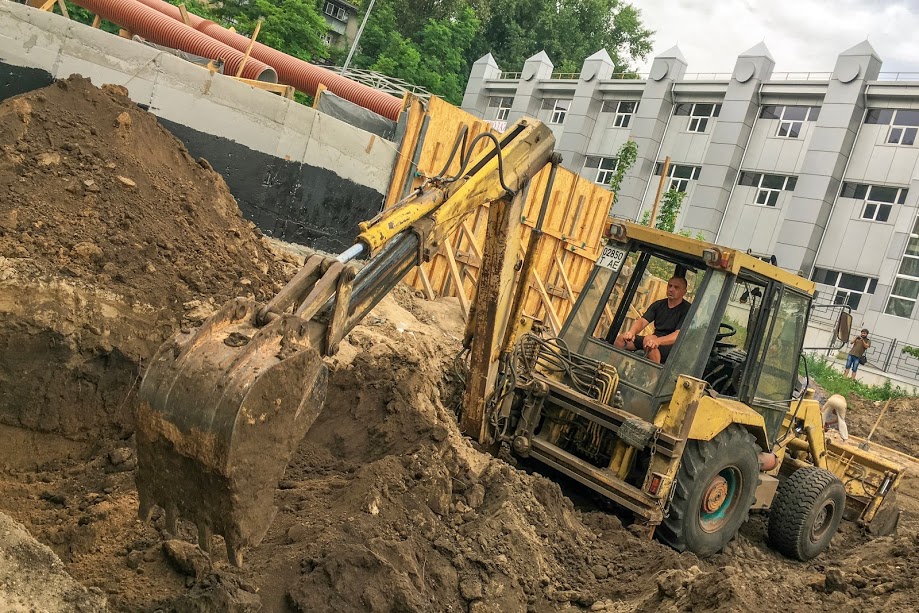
[768, 466, 846, 561]
[657, 424, 759, 557]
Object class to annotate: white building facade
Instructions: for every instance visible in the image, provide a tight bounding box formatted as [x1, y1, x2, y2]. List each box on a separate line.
[461, 42, 919, 383]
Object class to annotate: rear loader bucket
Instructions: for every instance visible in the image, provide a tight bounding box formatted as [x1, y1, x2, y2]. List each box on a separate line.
[135, 297, 328, 566]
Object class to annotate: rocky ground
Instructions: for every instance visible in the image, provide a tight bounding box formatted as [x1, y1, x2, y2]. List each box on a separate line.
[1, 78, 918, 612]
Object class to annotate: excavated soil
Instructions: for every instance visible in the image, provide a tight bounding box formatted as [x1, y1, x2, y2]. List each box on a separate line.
[0, 76, 288, 440]
[1, 79, 919, 612]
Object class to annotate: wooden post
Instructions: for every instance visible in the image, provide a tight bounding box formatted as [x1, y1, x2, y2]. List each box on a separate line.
[313, 83, 327, 109]
[554, 253, 575, 302]
[118, 29, 133, 39]
[442, 242, 471, 319]
[865, 398, 892, 443]
[178, 4, 192, 26]
[416, 267, 436, 301]
[55, 0, 69, 18]
[91, 14, 102, 28]
[36, 0, 55, 11]
[648, 155, 670, 228]
[530, 270, 562, 334]
[235, 19, 262, 78]
[384, 94, 426, 209]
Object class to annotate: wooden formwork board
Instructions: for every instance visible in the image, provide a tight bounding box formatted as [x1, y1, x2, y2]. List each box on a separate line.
[386, 97, 612, 329]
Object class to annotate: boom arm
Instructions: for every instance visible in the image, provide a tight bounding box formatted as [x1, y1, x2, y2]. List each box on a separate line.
[134, 119, 555, 566]
[277, 118, 556, 357]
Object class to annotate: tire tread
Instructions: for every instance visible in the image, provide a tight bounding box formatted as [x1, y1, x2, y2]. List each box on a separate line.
[657, 424, 758, 555]
[768, 466, 844, 561]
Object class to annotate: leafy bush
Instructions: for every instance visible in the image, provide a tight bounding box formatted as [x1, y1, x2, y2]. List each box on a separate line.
[801, 354, 916, 400]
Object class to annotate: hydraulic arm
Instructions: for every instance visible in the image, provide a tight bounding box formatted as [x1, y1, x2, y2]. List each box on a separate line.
[134, 119, 555, 566]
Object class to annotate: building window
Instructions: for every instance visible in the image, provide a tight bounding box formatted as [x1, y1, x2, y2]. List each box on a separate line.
[841, 182, 908, 222]
[865, 108, 919, 146]
[321, 32, 333, 45]
[542, 98, 571, 124]
[488, 96, 514, 121]
[653, 162, 702, 192]
[760, 105, 820, 138]
[812, 268, 877, 310]
[886, 214, 919, 317]
[324, 2, 347, 20]
[674, 103, 721, 133]
[738, 172, 797, 207]
[585, 156, 618, 186]
[601, 100, 638, 128]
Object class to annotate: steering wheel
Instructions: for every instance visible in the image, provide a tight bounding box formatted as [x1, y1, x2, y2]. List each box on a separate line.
[716, 322, 737, 342]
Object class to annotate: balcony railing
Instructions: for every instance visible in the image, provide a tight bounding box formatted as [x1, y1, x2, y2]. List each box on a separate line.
[489, 69, 919, 85]
[876, 72, 919, 81]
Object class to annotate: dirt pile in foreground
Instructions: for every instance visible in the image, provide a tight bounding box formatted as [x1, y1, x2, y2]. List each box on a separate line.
[0, 79, 918, 612]
[0, 76, 288, 439]
[1, 284, 918, 612]
[0, 511, 107, 612]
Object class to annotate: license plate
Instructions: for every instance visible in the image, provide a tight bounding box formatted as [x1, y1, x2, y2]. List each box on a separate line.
[597, 246, 627, 272]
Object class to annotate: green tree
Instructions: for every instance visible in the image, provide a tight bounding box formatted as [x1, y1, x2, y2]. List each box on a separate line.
[350, 0, 480, 104]
[470, 0, 653, 74]
[639, 189, 686, 233]
[607, 139, 637, 209]
[655, 189, 685, 233]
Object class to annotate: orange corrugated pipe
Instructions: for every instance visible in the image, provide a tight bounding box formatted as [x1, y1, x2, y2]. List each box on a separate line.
[133, 0, 403, 120]
[70, 0, 278, 82]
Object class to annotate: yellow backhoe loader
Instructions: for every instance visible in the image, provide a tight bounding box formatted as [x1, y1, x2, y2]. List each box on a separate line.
[135, 118, 904, 567]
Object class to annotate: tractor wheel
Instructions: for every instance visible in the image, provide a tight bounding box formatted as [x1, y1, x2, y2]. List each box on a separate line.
[657, 424, 759, 556]
[767, 466, 845, 561]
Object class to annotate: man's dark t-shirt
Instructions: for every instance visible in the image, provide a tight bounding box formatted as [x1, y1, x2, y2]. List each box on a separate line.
[643, 298, 692, 338]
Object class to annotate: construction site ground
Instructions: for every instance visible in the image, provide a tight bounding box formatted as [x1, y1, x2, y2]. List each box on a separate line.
[1, 78, 918, 613]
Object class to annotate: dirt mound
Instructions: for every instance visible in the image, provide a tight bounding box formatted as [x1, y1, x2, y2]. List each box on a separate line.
[0, 511, 107, 612]
[845, 396, 919, 456]
[0, 76, 288, 438]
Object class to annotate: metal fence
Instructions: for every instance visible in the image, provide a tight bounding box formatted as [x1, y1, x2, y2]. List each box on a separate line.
[809, 305, 919, 381]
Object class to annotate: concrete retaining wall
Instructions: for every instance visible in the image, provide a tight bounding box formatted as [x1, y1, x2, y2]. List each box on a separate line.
[0, 1, 398, 253]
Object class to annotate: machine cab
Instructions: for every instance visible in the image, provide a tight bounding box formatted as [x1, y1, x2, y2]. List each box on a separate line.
[559, 223, 813, 446]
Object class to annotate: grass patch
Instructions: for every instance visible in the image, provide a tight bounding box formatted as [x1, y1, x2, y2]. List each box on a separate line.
[802, 354, 917, 401]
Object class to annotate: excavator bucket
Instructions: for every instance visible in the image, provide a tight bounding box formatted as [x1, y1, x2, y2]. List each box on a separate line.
[132, 118, 558, 566]
[135, 297, 328, 566]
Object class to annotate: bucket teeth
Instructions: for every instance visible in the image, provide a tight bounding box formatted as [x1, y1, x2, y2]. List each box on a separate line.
[134, 298, 329, 567]
[137, 490, 153, 522]
[225, 537, 244, 567]
[165, 505, 179, 536]
[197, 523, 212, 553]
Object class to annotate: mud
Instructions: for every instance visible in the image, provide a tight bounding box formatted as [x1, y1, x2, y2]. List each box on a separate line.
[0, 76, 288, 439]
[1, 79, 918, 612]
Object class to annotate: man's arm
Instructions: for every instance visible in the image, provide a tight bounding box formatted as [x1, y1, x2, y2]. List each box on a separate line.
[643, 329, 680, 349]
[621, 317, 649, 342]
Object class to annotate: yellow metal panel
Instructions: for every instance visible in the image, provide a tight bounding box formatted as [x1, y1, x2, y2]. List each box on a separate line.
[608, 222, 816, 294]
[688, 396, 767, 443]
[385, 100, 610, 329]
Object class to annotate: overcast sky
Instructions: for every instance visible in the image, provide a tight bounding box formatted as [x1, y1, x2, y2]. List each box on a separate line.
[634, 0, 919, 75]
